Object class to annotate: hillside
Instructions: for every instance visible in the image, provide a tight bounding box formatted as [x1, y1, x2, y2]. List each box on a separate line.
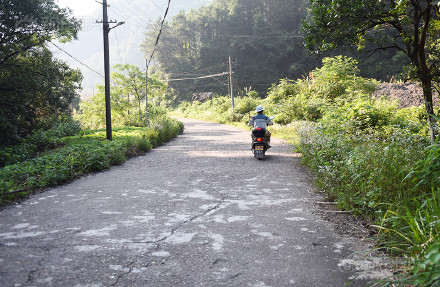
[374, 82, 439, 108]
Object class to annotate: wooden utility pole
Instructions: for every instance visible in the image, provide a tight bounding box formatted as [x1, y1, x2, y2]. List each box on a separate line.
[97, 0, 124, 140]
[103, 0, 114, 140]
[145, 59, 149, 126]
[228, 56, 234, 110]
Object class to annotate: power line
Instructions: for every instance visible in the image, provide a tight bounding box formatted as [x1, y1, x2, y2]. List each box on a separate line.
[149, 0, 164, 12]
[121, 0, 151, 20]
[146, 0, 171, 68]
[49, 41, 105, 78]
[167, 72, 228, 82]
[109, 4, 151, 33]
[169, 63, 227, 77]
[112, 29, 123, 64]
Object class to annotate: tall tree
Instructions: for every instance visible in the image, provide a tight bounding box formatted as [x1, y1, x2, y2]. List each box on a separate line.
[302, 0, 440, 142]
[0, 0, 82, 146]
[78, 65, 167, 128]
[143, 0, 312, 100]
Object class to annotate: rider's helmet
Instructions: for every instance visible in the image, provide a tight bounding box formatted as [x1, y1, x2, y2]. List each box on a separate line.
[256, 105, 265, 113]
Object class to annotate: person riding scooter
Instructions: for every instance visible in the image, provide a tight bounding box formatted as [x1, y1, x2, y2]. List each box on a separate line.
[249, 105, 273, 147]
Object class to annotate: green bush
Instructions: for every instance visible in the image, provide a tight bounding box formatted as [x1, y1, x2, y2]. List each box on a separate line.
[0, 116, 183, 205]
[298, 123, 428, 219]
[320, 96, 398, 133]
[0, 117, 81, 167]
[173, 92, 261, 124]
[406, 143, 440, 189]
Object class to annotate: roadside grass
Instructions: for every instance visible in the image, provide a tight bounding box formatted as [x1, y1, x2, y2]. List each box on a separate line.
[0, 116, 184, 206]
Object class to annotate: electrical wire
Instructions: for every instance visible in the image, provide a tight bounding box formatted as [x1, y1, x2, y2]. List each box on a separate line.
[169, 63, 227, 77]
[49, 41, 105, 79]
[146, 0, 171, 68]
[109, 4, 151, 32]
[112, 29, 123, 64]
[121, 0, 151, 20]
[167, 72, 228, 82]
[149, 0, 164, 12]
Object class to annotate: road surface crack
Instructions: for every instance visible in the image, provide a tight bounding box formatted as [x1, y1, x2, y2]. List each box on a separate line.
[154, 193, 227, 245]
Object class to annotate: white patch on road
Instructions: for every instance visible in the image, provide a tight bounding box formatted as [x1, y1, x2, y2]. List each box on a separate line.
[132, 211, 156, 223]
[285, 217, 307, 222]
[186, 189, 216, 201]
[79, 226, 117, 237]
[0, 231, 45, 239]
[138, 189, 157, 194]
[152, 251, 171, 257]
[289, 208, 304, 213]
[338, 256, 394, 280]
[270, 244, 284, 250]
[210, 233, 224, 251]
[110, 265, 130, 272]
[4, 242, 17, 246]
[227, 216, 252, 223]
[228, 198, 300, 210]
[75, 245, 101, 252]
[12, 223, 31, 229]
[165, 232, 197, 245]
[334, 243, 344, 254]
[300, 228, 317, 233]
[255, 232, 274, 240]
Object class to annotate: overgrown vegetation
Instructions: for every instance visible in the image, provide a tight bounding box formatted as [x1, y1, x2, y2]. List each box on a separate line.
[174, 56, 440, 286]
[0, 0, 82, 146]
[0, 115, 183, 206]
[143, 0, 408, 102]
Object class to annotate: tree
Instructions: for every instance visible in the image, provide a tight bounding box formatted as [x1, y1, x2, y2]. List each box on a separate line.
[78, 65, 168, 128]
[302, 0, 440, 142]
[0, 0, 82, 146]
[142, 0, 313, 100]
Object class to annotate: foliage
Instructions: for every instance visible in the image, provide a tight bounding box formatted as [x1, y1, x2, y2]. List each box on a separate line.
[143, 0, 320, 100]
[298, 124, 428, 218]
[76, 64, 168, 129]
[143, 0, 407, 103]
[409, 241, 440, 287]
[302, 0, 440, 141]
[0, 116, 81, 167]
[0, 117, 184, 205]
[173, 91, 260, 124]
[263, 56, 378, 124]
[0, 0, 83, 146]
[406, 143, 440, 189]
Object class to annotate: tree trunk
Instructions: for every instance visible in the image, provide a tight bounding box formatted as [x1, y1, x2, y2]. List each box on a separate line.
[421, 77, 439, 142]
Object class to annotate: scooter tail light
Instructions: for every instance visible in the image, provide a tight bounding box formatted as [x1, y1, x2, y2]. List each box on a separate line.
[256, 138, 263, 142]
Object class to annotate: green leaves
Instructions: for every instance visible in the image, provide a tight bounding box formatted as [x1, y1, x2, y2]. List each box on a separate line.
[142, 0, 311, 99]
[0, 117, 184, 205]
[78, 64, 168, 129]
[0, 0, 82, 146]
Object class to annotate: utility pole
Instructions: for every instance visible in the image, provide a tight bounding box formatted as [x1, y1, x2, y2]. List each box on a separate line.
[228, 56, 234, 110]
[97, 0, 123, 140]
[145, 59, 149, 126]
[102, 0, 114, 140]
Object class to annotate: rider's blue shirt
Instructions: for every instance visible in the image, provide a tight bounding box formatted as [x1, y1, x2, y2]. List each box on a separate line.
[249, 114, 273, 129]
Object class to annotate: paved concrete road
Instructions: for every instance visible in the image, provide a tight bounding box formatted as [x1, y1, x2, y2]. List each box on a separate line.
[0, 119, 381, 286]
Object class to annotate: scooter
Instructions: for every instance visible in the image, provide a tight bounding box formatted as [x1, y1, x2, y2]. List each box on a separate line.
[251, 127, 270, 160]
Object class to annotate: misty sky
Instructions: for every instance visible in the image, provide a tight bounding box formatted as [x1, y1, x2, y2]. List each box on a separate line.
[54, 0, 212, 97]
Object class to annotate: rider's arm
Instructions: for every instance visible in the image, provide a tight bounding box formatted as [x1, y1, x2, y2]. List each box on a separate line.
[249, 117, 255, 127]
[266, 118, 273, 126]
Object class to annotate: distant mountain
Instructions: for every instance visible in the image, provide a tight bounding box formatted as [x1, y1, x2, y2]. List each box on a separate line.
[53, 0, 212, 98]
